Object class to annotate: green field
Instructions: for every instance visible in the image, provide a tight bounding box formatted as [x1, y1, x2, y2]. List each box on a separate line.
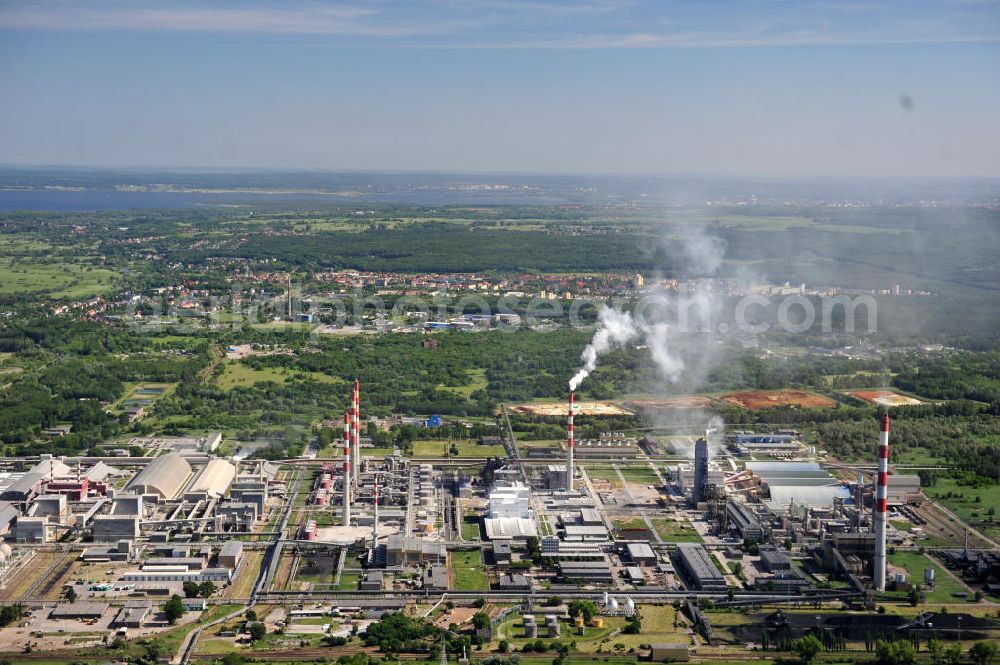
[583, 465, 623, 487]
[619, 465, 660, 484]
[215, 362, 337, 390]
[493, 605, 687, 652]
[439, 367, 489, 397]
[450, 549, 488, 591]
[930, 478, 1000, 541]
[461, 511, 482, 540]
[613, 517, 648, 531]
[651, 518, 703, 543]
[885, 552, 970, 604]
[411, 439, 506, 458]
[0, 260, 118, 298]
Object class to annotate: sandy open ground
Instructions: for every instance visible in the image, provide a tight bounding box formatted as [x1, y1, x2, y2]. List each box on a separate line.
[627, 396, 715, 410]
[847, 390, 923, 406]
[511, 401, 633, 416]
[720, 389, 835, 410]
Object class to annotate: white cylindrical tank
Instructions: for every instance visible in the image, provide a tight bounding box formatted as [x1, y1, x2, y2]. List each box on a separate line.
[0, 542, 11, 558]
[603, 591, 610, 607]
[608, 597, 618, 611]
[624, 597, 635, 614]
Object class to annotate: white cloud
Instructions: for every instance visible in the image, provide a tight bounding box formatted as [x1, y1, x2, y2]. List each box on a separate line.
[0, 0, 996, 47]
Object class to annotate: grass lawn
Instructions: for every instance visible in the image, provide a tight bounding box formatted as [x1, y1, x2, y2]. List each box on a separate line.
[517, 439, 562, 456]
[461, 511, 482, 540]
[411, 439, 506, 458]
[584, 465, 623, 487]
[0, 260, 118, 299]
[493, 605, 687, 652]
[225, 551, 263, 598]
[154, 604, 245, 656]
[439, 367, 489, 397]
[651, 518, 703, 543]
[450, 550, 488, 591]
[619, 465, 660, 484]
[333, 570, 361, 590]
[613, 517, 648, 531]
[929, 478, 1000, 541]
[885, 551, 972, 604]
[215, 361, 337, 389]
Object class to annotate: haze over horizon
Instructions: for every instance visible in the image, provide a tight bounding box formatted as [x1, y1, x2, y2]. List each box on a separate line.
[1, 0, 999, 177]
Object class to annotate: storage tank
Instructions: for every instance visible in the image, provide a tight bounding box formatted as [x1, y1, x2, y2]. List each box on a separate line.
[523, 615, 537, 638]
[624, 597, 635, 614]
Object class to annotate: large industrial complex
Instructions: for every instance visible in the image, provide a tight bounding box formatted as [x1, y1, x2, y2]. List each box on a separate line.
[0, 383, 998, 665]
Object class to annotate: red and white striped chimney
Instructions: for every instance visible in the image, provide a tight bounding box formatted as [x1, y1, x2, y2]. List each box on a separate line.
[873, 413, 890, 591]
[352, 379, 360, 484]
[342, 409, 351, 526]
[567, 390, 575, 491]
[372, 472, 380, 550]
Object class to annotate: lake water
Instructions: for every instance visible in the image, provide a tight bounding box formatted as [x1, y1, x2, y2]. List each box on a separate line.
[0, 188, 569, 212]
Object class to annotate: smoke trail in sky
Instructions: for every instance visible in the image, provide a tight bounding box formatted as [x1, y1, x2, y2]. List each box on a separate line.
[568, 307, 638, 391]
[568, 226, 728, 393]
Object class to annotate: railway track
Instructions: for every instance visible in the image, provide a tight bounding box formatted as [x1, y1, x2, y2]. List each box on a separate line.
[23, 551, 73, 602]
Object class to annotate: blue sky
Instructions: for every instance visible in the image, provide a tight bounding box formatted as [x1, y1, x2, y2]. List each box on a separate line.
[1, 0, 998, 176]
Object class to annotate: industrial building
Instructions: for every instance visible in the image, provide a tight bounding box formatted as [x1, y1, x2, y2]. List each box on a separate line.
[218, 540, 244, 568]
[125, 453, 192, 500]
[184, 458, 236, 500]
[885, 474, 921, 506]
[93, 515, 141, 542]
[746, 461, 851, 510]
[384, 534, 446, 566]
[727, 501, 766, 541]
[557, 560, 614, 584]
[485, 482, 537, 541]
[673, 543, 727, 592]
[649, 643, 690, 662]
[624, 542, 657, 565]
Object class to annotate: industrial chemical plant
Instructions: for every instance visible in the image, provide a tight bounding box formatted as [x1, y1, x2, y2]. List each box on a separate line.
[0, 382, 997, 664]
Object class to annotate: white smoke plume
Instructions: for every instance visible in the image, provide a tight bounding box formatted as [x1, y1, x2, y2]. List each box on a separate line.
[569, 307, 638, 391]
[568, 226, 728, 396]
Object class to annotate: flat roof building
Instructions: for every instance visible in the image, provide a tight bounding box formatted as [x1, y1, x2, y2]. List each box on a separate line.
[557, 560, 614, 584]
[385, 534, 446, 567]
[218, 540, 244, 569]
[564, 524, 609, 541]
[485, 517, 538, 541]
[625, 542, 657, 565]
[727, 502, 765, 542]
[673, 543, 727, 592]
[93, 515, 140, 542]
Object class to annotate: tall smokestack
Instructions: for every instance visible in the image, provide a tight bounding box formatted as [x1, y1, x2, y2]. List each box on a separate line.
[342, 410, 351, 526]
[352, 379, 360, 484]
[372, 472, 379, 551]
[873, 413, 890, 591]
[567, 391, 575, 490]
[693, 435, 708, 504]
